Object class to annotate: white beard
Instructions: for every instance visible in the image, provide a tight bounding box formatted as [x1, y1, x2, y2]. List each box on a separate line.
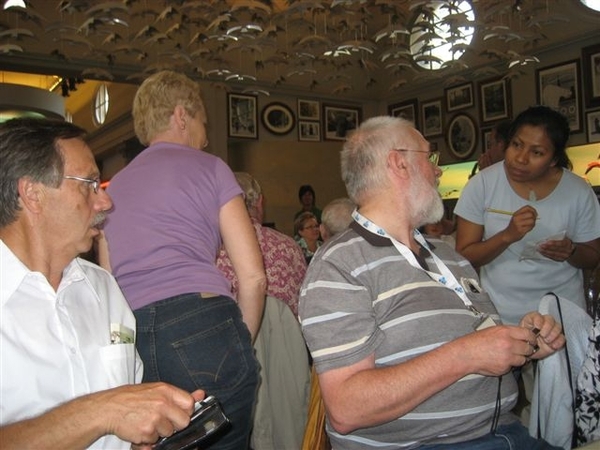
[408, 170, 445, 228]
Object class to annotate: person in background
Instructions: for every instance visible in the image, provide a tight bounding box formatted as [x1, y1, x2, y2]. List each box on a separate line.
[319, 197, 356, 242]
[302, 196, 355, 450]
[469, 120, 512, 179]
[294, 211, 322, 264]
[479, 120, 512, 170]
[217, 171, 307, 317]
[100, 71, 266, 450]
[0, 118, 204, 449]
[218, 172, 310, 450]
[299, 115, 565, 449]
[295, 184, 322, 222]
[455, 105, 600, 326]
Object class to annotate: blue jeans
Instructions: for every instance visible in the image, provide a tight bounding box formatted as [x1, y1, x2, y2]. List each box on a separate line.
[419, 421, 563, 450]
[134, 293, 259, 450]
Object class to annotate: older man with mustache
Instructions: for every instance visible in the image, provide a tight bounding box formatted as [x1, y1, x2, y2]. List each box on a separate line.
[0, 118, 203, 450]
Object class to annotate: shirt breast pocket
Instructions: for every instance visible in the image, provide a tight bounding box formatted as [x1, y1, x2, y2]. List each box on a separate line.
[99, 343, 136, 386]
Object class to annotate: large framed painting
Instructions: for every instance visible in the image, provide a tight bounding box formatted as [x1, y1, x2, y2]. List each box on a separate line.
[536, 60, 582, 132]
[323, 104, 361, 140]
[227, 93, 258, 139]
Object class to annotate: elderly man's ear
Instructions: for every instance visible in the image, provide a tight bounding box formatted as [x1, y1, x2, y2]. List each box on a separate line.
[387, 150, 409, 178]
[18, 177, 45, 214]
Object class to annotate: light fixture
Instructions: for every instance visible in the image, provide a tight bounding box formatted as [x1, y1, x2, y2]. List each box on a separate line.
[580, 0, 600, 12]
[3, 0, 26, 9]
[0, 83, 64, 123]
[410, 1, 475, 71]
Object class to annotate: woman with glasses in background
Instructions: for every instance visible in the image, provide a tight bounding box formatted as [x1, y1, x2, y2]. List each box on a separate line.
[294, 212, 322, 264]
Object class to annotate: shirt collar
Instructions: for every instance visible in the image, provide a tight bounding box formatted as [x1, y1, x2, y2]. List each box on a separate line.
[349, 220, 435, 270]
[0, 239, 29, 306]
[1, 240, 86, 305]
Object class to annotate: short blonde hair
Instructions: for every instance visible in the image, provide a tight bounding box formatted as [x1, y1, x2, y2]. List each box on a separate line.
[132, 70, 206, 145]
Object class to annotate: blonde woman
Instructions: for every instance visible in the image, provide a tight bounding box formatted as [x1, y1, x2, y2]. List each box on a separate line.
[101, 71, 266, 450]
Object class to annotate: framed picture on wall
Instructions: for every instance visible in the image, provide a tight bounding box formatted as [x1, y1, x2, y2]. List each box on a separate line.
[479, 77, 511, 123]
[536, 60, 582, 132]
[481, 127, 493, 153]
[445, 82, 474, 112]
[447, 113, 477, 159]
[323, 104, 361, 140]
[421, 98, 443, 137]
[388, 98, 419, 129]
[298, 120, 321, 141]
[582, 43, 600, 109]
[261, 102, 295, 135]
[298, 99, 320, 120]
[227, 93, 258, 139]
[587, 110, 600, 143]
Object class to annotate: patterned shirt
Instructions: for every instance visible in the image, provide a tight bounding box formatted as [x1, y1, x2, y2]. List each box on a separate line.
[217, 218, 307, 316]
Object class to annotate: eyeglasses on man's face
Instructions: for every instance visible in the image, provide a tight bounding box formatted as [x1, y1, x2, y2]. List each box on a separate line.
[63, 175, 101, 194]
[392, 149, 440, 166]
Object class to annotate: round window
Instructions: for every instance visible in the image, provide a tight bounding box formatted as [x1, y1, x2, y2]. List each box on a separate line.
[410, 1, 475, 71]
[93, 84, 109, 126]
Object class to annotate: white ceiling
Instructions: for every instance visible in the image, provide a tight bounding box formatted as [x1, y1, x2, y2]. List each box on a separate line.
[0, 0, 599, 101]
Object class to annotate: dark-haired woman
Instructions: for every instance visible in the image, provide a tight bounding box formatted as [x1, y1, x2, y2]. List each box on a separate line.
[455, 105, 600, 325]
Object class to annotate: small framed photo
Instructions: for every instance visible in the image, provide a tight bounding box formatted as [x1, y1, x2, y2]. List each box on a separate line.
[586, 110, 600, 143]
[445, 82, 474, 112]
[388, 98, 419, 129]
[479, 77, 511, 123]
[298, 99, 320, 120]
[447, 113, 477, 160]
[481, 127, 493, 152]
[298, 120, 321, 142]
[227, 93, 258, 139]
[536, 60, 581, 132]
[261, 102, 295, 135]
[582, 43, 600, 109]
[421, 98, 442, 137]
[323, 104, 361, 140]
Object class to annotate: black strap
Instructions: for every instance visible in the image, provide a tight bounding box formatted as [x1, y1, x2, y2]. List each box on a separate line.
[545, 292, 578, 449]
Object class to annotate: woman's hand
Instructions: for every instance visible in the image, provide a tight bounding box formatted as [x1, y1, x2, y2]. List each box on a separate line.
[503, 205, 537, 243]
[537, 237, 574, 262]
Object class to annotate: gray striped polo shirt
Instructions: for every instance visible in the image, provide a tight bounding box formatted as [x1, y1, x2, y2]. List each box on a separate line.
[299, 221, 519, 449]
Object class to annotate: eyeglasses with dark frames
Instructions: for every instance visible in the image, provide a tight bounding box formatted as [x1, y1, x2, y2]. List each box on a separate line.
[63, 175, 101, 194]
[392, 149, 440, 166]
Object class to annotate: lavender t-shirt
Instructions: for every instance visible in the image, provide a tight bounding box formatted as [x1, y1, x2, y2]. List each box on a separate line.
[104, 142, 242, 310]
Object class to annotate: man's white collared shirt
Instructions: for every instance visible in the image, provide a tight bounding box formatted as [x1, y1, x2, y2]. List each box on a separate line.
[0, 240, 143, 449]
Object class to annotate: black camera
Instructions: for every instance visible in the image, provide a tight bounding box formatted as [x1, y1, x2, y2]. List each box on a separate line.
[153, 395, 230, 450]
